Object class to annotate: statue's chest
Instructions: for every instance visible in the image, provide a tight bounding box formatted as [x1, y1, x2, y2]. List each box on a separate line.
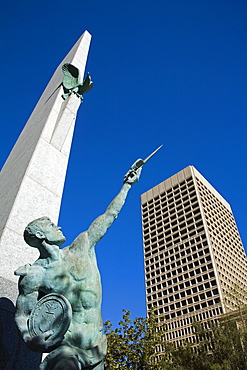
[40, 257, 101, 310]
[40, 261, 70, 293]
[41, 255, 96, 292]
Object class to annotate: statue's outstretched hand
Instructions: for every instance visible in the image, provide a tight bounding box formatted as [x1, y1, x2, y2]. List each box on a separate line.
[124, 166, 142, 185]
[123, 147, 162, 185]
[24, 330, 64, 353]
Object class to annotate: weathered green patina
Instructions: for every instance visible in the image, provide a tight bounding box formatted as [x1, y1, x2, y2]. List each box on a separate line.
[14, 163, 142, 370]
[61, 63, 93, 100]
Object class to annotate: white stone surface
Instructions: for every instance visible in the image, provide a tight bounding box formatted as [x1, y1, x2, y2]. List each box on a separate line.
[50, 94, 81, 151]
[0, 31, 92, 283]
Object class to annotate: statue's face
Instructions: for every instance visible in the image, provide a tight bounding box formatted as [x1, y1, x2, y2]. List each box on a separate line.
[41, 219, 66, 247]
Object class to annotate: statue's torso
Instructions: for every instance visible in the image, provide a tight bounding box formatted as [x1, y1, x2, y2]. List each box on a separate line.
[29, 232, 103, 349]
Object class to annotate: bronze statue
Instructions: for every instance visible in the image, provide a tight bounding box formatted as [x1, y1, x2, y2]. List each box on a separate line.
[15, 163, 141, 370]
[14, 147, 161, 370]
[61, 63, 93, 100]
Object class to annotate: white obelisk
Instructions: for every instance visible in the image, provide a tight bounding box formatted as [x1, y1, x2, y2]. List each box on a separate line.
[0, 31, 92, 289]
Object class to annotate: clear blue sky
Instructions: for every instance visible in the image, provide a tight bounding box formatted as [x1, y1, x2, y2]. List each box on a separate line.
[0, 1, 247, 327]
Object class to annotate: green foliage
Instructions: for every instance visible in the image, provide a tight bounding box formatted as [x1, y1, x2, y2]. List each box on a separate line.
[104, 309, 170, 369]
[165, 319, 247, 370]
[105, 308, 247, 370]
[207, 320, 247, 370]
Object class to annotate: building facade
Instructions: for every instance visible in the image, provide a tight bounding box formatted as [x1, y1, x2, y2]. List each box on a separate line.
[141, 166, 247, 345]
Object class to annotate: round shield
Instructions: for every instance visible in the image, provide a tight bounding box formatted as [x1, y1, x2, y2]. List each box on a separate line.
[29, 293, 72, 339]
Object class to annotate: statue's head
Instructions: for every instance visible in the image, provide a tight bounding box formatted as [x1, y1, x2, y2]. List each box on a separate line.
[24, 217, 66, 248]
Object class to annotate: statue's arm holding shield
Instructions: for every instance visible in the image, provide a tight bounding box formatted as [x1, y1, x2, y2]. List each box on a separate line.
[15, 270, 64, 353]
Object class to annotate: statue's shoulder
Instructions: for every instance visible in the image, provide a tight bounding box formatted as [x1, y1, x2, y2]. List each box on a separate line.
[14, 261, 46, 278]
[65, 231, 89, 253]
[14, 264, 31, 276]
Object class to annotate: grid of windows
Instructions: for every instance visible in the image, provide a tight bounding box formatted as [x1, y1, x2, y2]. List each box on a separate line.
[197, 179, 247, 310]
[141, 166, 247, 345]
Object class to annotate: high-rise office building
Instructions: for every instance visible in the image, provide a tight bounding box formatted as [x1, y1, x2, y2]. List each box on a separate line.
[141, 166, 247, 346]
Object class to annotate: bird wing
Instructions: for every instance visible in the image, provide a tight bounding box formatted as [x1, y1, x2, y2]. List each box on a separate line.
[77, 73, 93, 95]
[62, 63, 81, 90]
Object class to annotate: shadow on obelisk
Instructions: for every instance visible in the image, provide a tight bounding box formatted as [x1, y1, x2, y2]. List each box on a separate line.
[0, 278, 41, 370]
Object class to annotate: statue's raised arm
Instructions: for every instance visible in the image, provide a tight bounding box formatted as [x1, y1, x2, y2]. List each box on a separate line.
[14, 148, 162, 370]
[87, 145, 162, 249]
[87, 164, 142, 249]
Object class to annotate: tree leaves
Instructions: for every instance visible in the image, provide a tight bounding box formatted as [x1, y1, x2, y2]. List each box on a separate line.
[104, 308, 247, 370]
[104, 309, 169, 369]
